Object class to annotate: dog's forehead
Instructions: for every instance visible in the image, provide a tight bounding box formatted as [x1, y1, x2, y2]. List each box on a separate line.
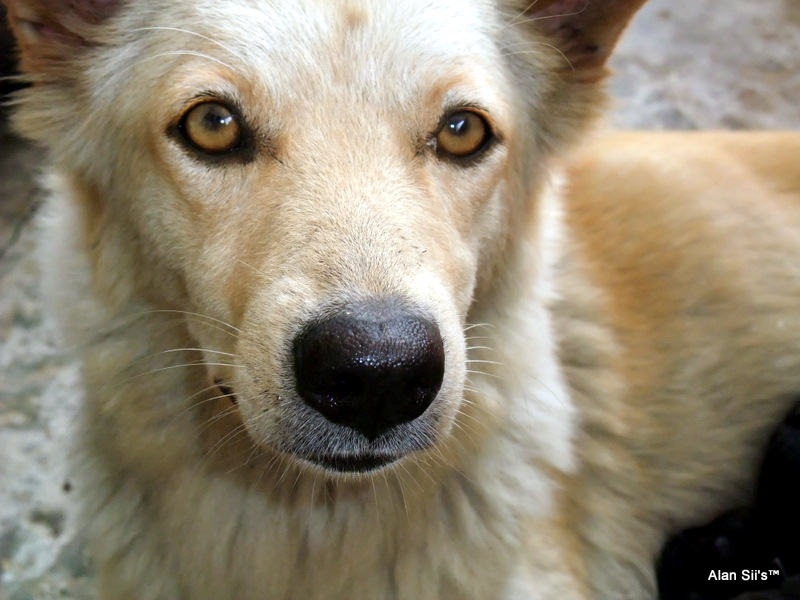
[203, 0, 500, 55]
[173, 0, 507, 102]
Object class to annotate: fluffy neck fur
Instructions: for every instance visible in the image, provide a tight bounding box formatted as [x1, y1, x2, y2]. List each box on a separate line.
[38, 163, 577, 599]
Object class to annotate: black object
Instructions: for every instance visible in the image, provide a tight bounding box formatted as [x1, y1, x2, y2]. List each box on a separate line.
[755, 404, 800, 575]
[658, 400, 800, 600]
[293, 299, 445, 441]
[1, 5, 22, 122]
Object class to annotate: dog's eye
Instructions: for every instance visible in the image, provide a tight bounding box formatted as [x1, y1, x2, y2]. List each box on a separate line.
[435, 111, 492, 159]
[180, 102, 242, 154]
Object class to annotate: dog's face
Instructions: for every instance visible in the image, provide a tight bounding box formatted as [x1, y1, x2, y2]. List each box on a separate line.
[150, 2, 524, 473]
[5, 0, 643, 476]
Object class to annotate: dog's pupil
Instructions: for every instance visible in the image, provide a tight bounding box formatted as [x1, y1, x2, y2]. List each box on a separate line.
[204, 107, 234, 131]
[448, 115, 469, 137]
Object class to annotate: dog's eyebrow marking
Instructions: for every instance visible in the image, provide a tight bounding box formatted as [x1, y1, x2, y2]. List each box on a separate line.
[342, 5, 369, 30]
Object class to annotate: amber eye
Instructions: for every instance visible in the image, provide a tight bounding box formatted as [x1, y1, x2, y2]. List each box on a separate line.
[435, 110, 491, 158]
[180, 101, 242, 154]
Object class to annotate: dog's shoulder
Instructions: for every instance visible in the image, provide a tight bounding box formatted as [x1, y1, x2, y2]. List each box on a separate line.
[553, 129, 800, 449]
[559, 131, 800, 321]
[563, 131, 800, 223]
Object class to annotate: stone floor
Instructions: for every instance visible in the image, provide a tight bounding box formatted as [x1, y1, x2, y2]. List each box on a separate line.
[0, 1, 799, 598]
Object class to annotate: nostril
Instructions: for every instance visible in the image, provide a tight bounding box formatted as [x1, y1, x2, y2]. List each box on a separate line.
[328, 373, 364, 398]
[293, 300, 445, 440]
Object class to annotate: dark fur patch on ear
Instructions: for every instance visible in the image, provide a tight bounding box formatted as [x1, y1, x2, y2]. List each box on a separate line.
[1, 0, 126, 73]
[515, 0, 647, 79]
[37, 0, 122, 26]
[2, 0, 125, 47]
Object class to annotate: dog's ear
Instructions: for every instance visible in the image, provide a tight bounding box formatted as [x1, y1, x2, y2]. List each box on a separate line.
[498, 0, 647, 152]
[1, 0, 125, 72]
[509, 0, 647, 81]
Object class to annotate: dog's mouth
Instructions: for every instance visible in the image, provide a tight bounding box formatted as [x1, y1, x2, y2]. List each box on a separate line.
[297, 452, 401, 474]
[212, 377, 423, 475]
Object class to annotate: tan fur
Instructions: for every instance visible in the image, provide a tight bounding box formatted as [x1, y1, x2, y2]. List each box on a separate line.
[557, 131, 800, 595]
[4, 0, 800, 598]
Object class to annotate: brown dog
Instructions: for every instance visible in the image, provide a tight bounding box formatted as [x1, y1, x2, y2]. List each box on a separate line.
[3, 0, 800, 598]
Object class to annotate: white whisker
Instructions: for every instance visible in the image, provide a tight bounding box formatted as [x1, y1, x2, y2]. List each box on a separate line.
[502, 45, 576, 71]
[466, 368, 506, 382]
[465, 345, 496, 353]
[506, 0, 591, 29]
[132, 26, 249, 65]
[123, 361, 242, 385]
[506, 0, 542, 26]
[462, 322, 495, 333]
[166, 387, 234, 428]
[234, 257, 270, 280]
[137, 309, 242, 334]
[199, 422, 248, 467]
[159, 347, 240, 359]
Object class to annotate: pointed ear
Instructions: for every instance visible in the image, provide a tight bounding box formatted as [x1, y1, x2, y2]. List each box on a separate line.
[1, 0, 125, 73]
[497, 0, 647, 154]
[512, 0, 647, 81]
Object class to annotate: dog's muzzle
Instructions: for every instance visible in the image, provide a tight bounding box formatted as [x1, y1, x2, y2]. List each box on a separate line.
[292, 299, 445, 446]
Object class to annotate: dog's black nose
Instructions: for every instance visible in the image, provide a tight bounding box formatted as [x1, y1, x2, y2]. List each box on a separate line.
[293, 301, 445, 441]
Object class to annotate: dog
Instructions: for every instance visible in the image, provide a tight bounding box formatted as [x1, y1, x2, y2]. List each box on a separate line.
[3, 0, 800, 598]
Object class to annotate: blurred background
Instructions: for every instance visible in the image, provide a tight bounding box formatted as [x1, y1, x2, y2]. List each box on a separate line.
[0, 2, 799, 598]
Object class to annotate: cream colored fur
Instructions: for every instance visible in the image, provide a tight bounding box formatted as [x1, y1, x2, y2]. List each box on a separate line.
[4, 0, 800, 598]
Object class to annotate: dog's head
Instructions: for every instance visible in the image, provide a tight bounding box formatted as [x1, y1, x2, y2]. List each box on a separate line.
[4, 0, 644, 477]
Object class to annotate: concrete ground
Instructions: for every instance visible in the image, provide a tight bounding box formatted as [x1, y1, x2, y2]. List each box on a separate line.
[0, 2, 799, 598]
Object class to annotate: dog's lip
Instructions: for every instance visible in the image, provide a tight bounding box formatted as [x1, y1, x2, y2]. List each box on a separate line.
[300, 452, 401, 474]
